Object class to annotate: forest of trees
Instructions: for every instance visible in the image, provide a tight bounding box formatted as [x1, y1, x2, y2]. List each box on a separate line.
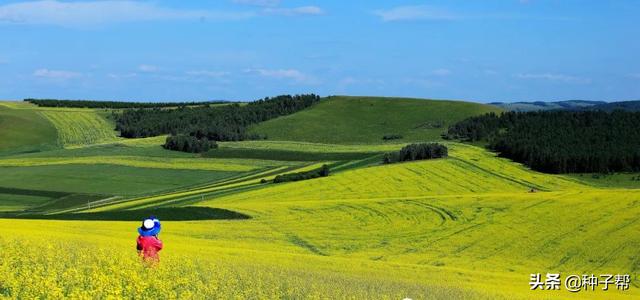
[114, 94, 321, 152]
[25, 98, 228, 109]
[442, 112, 504, 142]
[163, 134, 218, 153]
[444, 110, 640, 173]
[271, 164, 330, 183]
[383, 143, 448, 164]
[382, 134, 403, 141]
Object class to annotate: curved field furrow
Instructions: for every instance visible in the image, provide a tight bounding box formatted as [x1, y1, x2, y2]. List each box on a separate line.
[215, 190, 640, 280]
[77, 162, 328, 213]
[203, 144, 588, 206]
[38, 110, 118, 147]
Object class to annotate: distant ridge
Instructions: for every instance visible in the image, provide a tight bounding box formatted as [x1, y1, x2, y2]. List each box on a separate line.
[489, 100, 605, 112]
[490, 100, 640, 112]
[589, 100, 640, 112]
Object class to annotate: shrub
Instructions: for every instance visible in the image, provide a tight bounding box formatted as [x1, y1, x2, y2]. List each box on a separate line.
[273, 165, 330, 183]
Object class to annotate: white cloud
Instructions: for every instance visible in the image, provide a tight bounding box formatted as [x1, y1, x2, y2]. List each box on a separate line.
[0, 1, 253, 26]
[186, 70, 229, 77]
[404, 78, 443, 88]
[484, 69, 498, 76]
[253, 68, 305, 80]
[233, 0, 280, 7]
[246, 68, 317, 84]
[33, 68, 81, 80]
[339, 77, 384, 86]
[374, 5, 567, 22]
[340, 77, 358, 86]
[432, 68, 452, 76]
[233, 0, 323, 17]
[108, 72, 137, 79]
[374, 5, 457, 22]
[138, 65, 159, 73]
[515, 73, 591, 84]
[263, 6, 324, 16]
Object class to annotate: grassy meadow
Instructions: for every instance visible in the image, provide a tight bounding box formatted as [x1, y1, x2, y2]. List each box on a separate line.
[0, 102, 59, 154]
[38, 109, 119, 147]
[0, 98, 638, 299]
[250, 96, 502, 144]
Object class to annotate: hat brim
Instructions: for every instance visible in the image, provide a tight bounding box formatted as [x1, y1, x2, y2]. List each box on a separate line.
[138, 224, 160, 236]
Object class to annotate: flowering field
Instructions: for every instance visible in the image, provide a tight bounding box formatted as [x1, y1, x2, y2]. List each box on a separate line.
[0, 221, 488, 299]
[1, 101, 639, 299]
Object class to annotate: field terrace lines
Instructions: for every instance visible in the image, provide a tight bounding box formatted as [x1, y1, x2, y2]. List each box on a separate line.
[219, 140, 407, 153]
[0, 156, 277, 172]
[37, 110, 119, 147]
[203, 146, 588, 206]
[73, 163, 324, 213]
[214, 189, 640, 279]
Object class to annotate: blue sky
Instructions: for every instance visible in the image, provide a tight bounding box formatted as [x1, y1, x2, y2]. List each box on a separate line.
[0, 0, 638, 102]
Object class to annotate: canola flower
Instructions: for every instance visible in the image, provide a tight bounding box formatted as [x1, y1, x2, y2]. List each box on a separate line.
[0, 237, 471, 299]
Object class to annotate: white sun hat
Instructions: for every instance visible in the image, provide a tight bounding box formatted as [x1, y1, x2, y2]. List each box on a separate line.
[143, 219, 155, 230]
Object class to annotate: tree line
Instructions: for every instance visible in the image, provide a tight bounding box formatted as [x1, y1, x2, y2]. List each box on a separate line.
[383, 143, 448, 164]
[114, 94, 321, 152]
[270, 165, 330, 184]
[25, 98, 229, 109]
[444, 110, 640, 173]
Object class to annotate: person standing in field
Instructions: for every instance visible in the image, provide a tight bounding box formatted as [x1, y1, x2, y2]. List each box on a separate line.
[136, 216, 163, 264]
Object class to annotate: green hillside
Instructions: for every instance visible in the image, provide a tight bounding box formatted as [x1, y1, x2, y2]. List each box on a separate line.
[37, 109, 119, 147]
[250, 96, 502, 144]
[0, 102, 59, 155]
[0, 101, 122, 155]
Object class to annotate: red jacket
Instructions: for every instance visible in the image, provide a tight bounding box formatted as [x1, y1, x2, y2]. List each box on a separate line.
[137, 236, 163, 261]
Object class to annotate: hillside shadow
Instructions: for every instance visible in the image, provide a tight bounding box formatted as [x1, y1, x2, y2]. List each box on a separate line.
[1, 206, 251, 221]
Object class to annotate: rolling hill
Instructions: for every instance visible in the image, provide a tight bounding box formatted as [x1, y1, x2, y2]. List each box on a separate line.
[0, 97, 639, 299]
[0, 102, 59, 155]
[250, 96, 502, 144]
[0, 101, 120, 154]
[589, 100, 640, 112]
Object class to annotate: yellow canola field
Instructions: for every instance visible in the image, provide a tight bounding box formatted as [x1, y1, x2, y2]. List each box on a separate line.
[203, 143, 586, 205]
[0, 143, 638, 299]
[2, 188, 639, 299]
[0, 220, 499, 299]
